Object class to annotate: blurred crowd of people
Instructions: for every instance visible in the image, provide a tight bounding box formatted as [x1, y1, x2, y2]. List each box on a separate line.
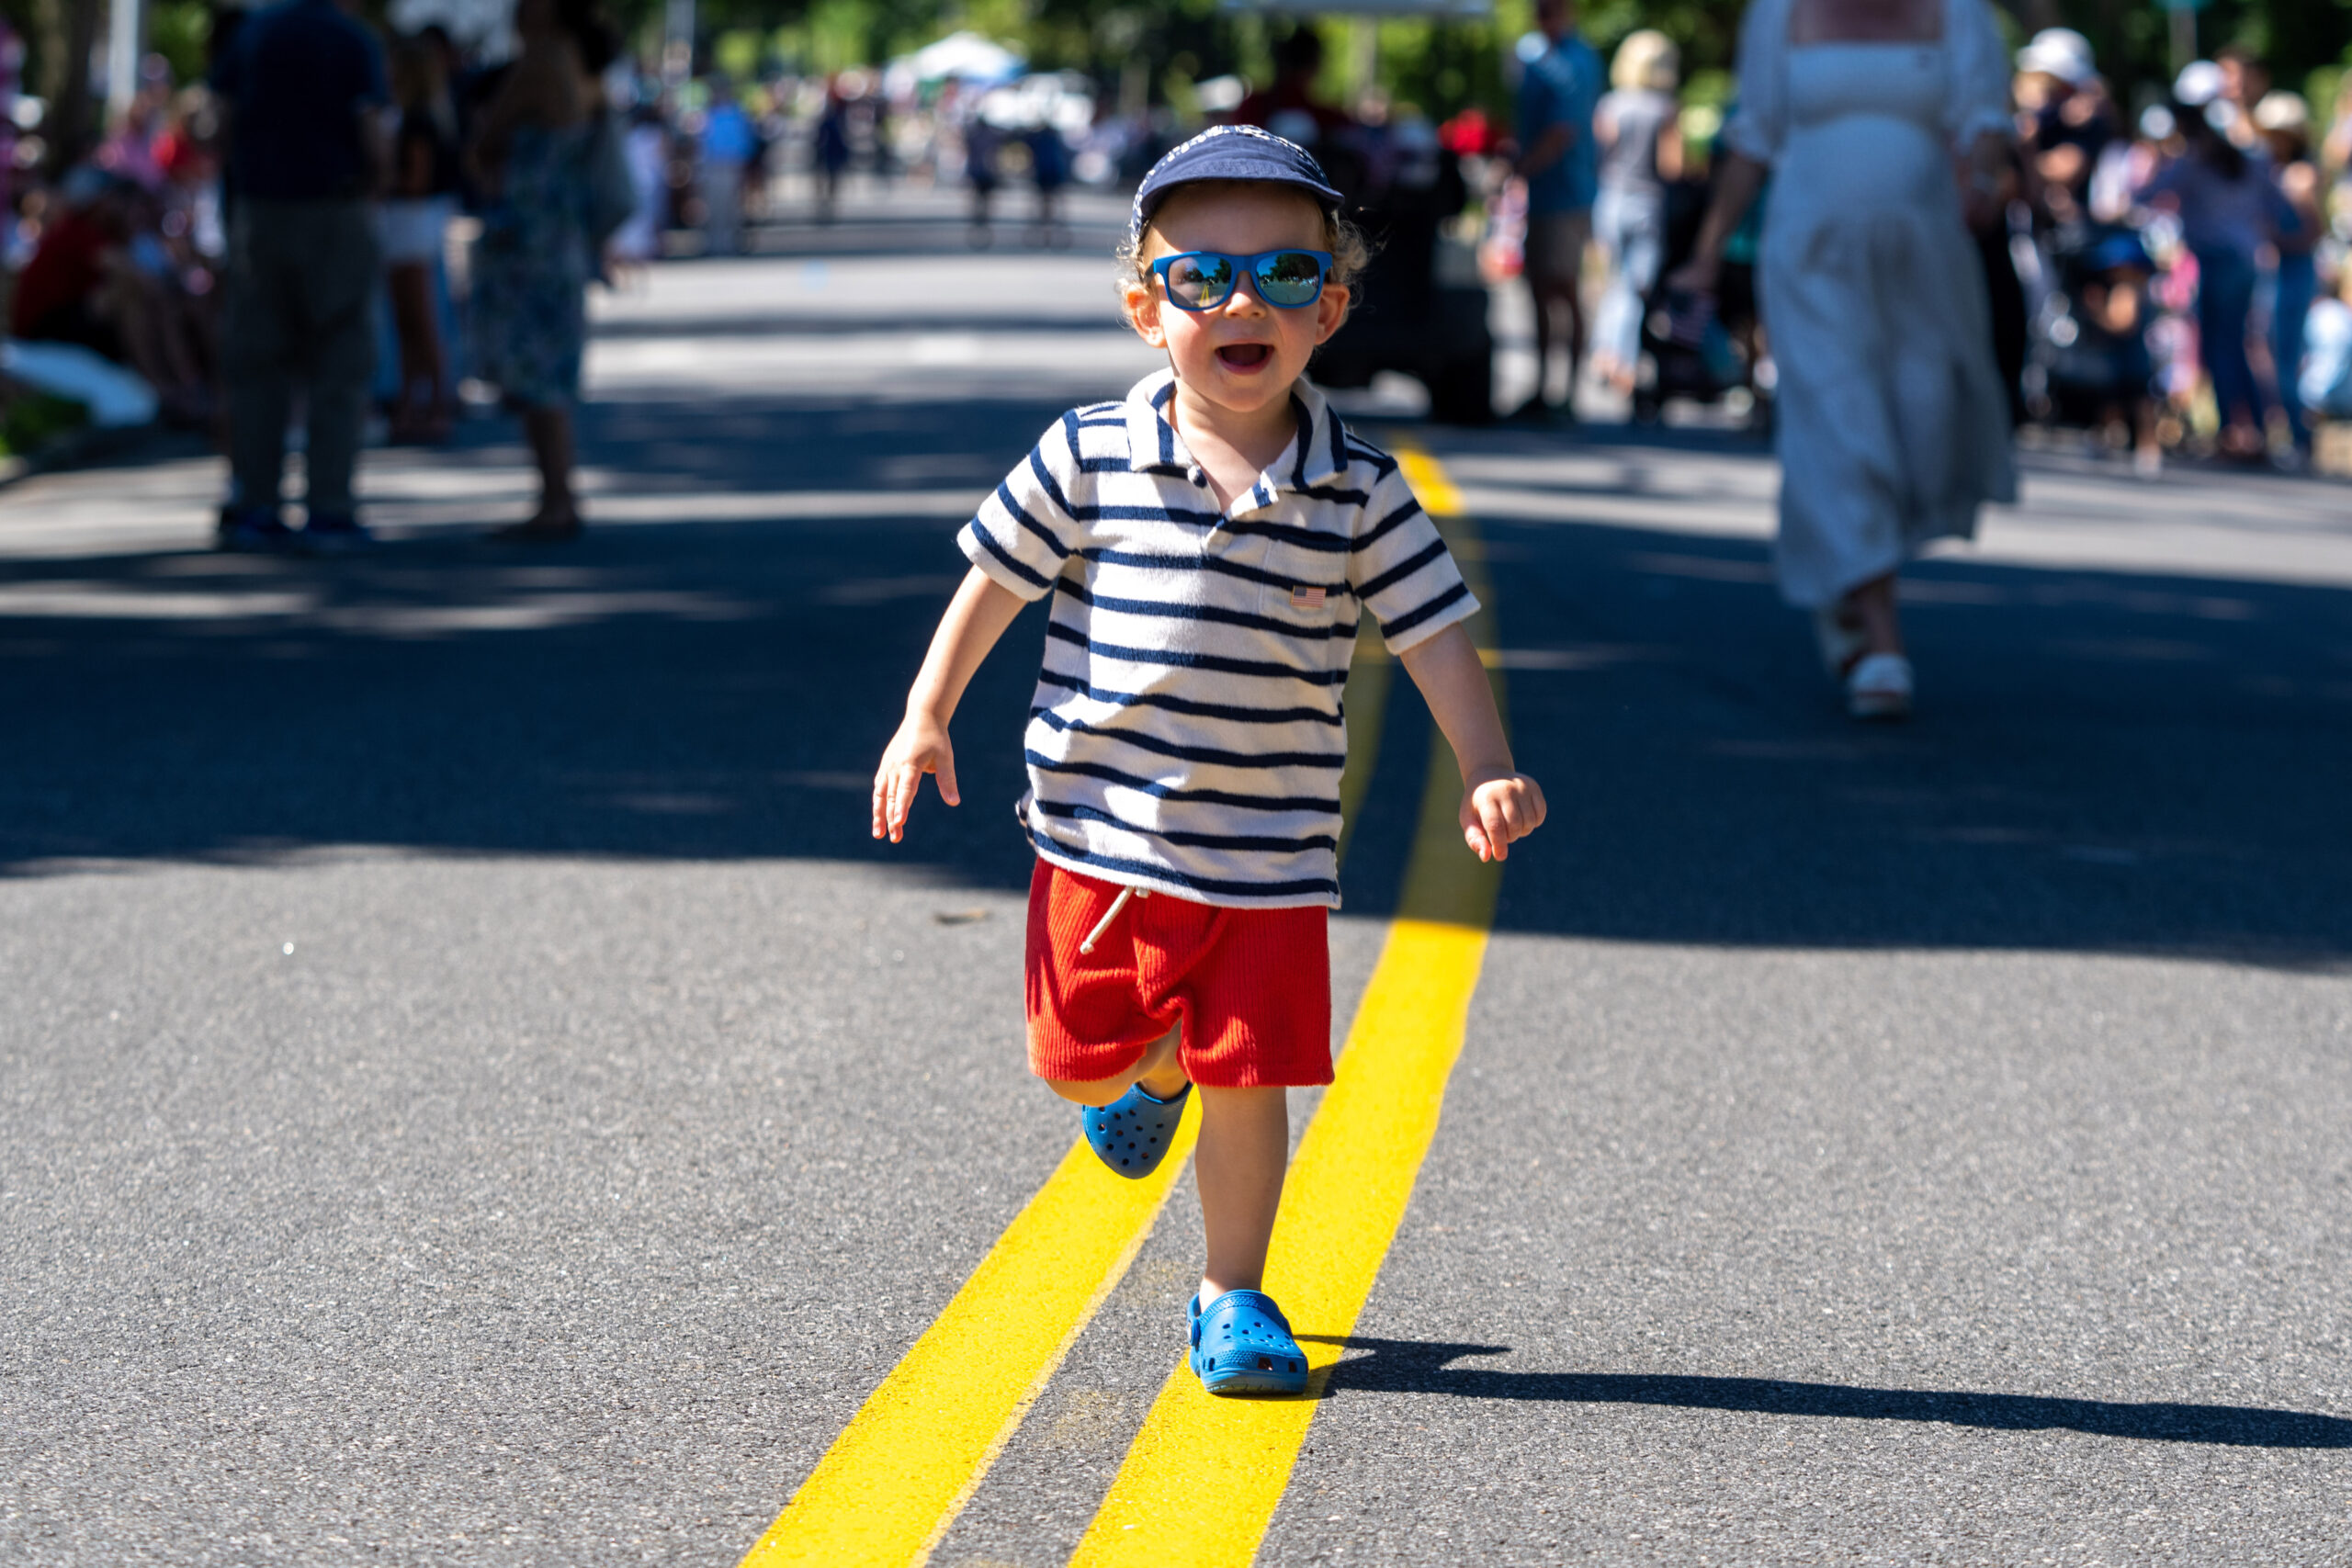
[0, 3, 1169, 534]
[1472, 0, 2347, 719]
[2006, 35, 2331, 472]
[5, 1, 2351, 495]
[0, 6, 1180, 444]
[3, 37, 224, 428]
[1481, 6, 2349, 474]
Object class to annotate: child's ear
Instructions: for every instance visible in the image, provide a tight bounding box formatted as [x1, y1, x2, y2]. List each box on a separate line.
[1311, 283, 1351, 345]
[1121, 276, 1166, 347]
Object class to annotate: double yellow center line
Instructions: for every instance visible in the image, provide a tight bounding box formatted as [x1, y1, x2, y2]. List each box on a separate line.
[743, 446, 1500, 1567]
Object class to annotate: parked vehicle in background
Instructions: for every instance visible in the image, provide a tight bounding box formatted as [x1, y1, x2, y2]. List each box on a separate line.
[1227, 8, 1498, 423]
[1311, 108, 1494, 423]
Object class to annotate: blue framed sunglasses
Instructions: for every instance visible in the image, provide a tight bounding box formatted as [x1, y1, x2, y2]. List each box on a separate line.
[1149, 249, 1335, 311]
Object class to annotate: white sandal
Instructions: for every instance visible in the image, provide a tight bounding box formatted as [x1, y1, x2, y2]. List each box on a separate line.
[1846, 652, 1913, 720]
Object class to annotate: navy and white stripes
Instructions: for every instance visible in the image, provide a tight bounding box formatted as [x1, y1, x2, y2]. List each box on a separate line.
[958, 369, 1476, 909]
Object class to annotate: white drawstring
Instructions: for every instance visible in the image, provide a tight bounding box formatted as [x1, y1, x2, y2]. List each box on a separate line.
[1078, 886, 1148, 954]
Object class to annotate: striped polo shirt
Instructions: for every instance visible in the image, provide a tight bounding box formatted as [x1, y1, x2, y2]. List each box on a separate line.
[957, 369, 1477, 909]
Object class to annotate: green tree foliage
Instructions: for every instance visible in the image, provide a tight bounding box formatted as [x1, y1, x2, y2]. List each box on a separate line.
[14, 0, 2332, 134]
[593, 0, 2345, 124]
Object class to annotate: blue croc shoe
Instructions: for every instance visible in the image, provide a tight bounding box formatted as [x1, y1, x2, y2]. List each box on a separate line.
[1083, 1081, 1190, 1179]
[1189, 1289, 1309, 1396]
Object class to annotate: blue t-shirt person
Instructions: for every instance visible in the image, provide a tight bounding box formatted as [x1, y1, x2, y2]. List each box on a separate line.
[1516, 30, 1602, 214]
[211, 0, 387, 201]
[702, 102, 758, 165]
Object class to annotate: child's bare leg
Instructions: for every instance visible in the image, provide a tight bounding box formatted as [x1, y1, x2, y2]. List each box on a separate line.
[1195, 1085, 1288, 1300]
[1041, 1023, 1188, 1107]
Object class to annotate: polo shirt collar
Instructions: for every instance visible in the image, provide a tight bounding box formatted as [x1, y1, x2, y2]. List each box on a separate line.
[1123, 369, 1350, 502]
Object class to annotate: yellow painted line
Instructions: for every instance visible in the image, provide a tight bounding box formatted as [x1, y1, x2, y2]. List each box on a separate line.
[1067, 444, 1504, 1567]
[739, 1112, 1197, 1567]
[738, 447, 1463, 1566]
[1395, 446, 1467, 520]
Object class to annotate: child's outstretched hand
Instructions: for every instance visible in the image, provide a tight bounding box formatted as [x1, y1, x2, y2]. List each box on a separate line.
[1460, 770, 1546, 863]
[872, 710, 959, 844]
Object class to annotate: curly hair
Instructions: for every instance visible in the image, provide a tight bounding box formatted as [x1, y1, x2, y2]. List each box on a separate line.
[1119, 182, 1373, 320]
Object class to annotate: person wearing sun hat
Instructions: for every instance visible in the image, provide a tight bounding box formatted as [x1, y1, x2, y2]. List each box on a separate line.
[2016, 27, 2094, 90]
[870, 124, 1546, 1398]
[2017, 28, 2113, 215]
[2255, 90, 2322, 464]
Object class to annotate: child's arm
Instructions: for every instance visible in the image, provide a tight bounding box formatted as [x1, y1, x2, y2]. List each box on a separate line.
[872, 566, 1028, 844]
[1397, 622, 1547, 863]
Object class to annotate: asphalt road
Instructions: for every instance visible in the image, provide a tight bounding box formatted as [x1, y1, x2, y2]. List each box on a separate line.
[3, 188, 2348, 1566]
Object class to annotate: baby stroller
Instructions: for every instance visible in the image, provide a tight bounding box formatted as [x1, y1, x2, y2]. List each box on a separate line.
[2024, 224, 2158, 434]
[1631, 175, 1768, 426]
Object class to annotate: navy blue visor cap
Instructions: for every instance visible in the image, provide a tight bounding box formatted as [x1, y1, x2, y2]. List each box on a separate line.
[1130, 125, 1344, 242]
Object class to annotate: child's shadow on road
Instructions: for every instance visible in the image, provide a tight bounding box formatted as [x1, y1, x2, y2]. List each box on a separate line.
[1297, 1335, 2352, 1449]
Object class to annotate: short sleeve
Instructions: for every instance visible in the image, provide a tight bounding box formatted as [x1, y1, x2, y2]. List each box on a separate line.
[957, 415, 1086, 603]
[1348, 468, 1477, 655]
[1516, 54, 1560, 141]
[1942, 0, 2013, 147]
[1721, 0, 1790, 164]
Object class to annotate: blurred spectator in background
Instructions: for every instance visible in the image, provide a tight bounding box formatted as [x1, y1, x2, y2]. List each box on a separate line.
[698, 76, 753, 255]
[2256, 92, 2320, 466]
[1028, 117, 1071, 248]
[2323, 78, 2352, 216]
[963, 108, 1004, 248]
[2212, 45, 2268, 150]
[2036, 222, 2164, 474]
[1590, 29, 1681, 399]
[10, 168, 212, 422]
[210, 0, 389, 554]
[384, 35, 459, 443]
[1236, 29, 1352, 149]
[813, 81, 853, 223]
[1510, 0, 1602, 422]
[466, 0, 614, 542]
[0, 21, 20, 222]
[2300, 262, 2352, 424]
[1670, 0, 2016, 721]
[1974, 147, 2030, 427]
[2139, 74, 2298, 463]
[97, 63, 175, 192]
[610, 101, 668, 265]
[2015, 29, 2114, 229]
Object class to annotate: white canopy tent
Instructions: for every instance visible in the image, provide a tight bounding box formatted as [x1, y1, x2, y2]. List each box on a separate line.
[882, 31, 1026, 98]
[386, 0, 514, 58]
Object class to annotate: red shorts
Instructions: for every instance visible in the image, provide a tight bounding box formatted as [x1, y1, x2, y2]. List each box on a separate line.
[1024, 861, 1332, 1089]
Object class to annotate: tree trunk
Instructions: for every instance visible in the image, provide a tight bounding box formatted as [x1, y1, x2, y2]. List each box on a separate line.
[28, 0, 64, 103]
[45, 0, 102, 173]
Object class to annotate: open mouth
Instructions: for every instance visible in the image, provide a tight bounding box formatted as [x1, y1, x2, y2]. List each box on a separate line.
[1215, 343, 1273, 370]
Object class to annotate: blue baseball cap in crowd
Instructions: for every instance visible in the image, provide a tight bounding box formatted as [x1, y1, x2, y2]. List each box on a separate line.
[1130, 125, 1345, 242]
[2086, 231, 2154, 276]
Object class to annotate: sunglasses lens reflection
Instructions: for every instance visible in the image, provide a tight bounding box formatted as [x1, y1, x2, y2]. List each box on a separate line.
[1254, 252, 1326, 306]
[1166, 254, 1237, 308]
[1159, 252, 1328, 310]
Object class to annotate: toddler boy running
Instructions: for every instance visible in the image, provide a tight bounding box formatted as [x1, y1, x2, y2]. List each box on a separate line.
[872, 127, 1544, 1395]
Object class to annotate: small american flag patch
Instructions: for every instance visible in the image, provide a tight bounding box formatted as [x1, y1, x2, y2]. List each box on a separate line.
[1290, 585, 1327, 611]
